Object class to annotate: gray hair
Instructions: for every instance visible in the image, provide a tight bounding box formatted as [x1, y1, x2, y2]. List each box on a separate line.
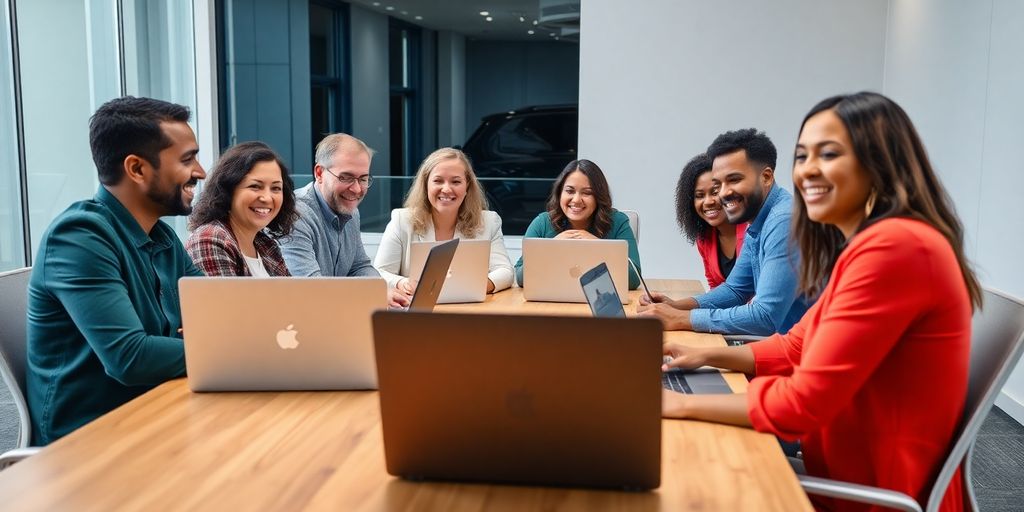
[314, 133, 375, 167]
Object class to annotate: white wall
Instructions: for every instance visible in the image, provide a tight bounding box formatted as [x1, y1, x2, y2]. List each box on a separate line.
[578, 0, 888, 281]
[578, 0, 1024, 425]
[884, 0, 1024, 424]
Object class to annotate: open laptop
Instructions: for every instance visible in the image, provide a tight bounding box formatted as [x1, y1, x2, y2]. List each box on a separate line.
[372, 311, 663, 490]
[578, 263, 733, 395]
[179, 277, 387, 392]
[522, 238, 629, 304]
[409, 239, 489, 304]
[406, 238, 459, 312]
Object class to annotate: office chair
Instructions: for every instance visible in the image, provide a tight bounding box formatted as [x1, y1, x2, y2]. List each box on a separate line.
[797, 287, 1024, 512]
[0, 267, 40, 470]
[621, 209, 639, 243]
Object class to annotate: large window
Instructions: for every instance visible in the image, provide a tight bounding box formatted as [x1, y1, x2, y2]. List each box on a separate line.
[2, 0, 203, 267]
[388, 19, 420, 177]
[0, 0, 25, 271]
[310, 1, 349, 142]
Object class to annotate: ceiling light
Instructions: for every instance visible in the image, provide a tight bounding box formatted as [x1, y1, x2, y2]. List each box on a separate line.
[527, 29, 534, 35]
[532, 20, 538, 26]
[486, 16, 493, 22]
[479, 11, 489, 16]
[415, 15, 422, 20]
[385, 6, 394, 11]
[519, 15, 525, 22]
[549, 32, 556, 37]
[372, 1, 380, 5]
[401, 10, 407, 15]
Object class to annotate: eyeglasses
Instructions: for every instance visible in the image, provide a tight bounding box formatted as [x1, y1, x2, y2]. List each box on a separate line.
[322, 167, 373, 188]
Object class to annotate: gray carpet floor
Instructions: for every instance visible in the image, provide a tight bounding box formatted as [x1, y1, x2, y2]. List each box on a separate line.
[1, 384, 1022, 509]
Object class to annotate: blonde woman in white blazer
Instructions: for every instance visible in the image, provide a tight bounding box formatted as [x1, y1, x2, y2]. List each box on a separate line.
[374, 147, 514, 300]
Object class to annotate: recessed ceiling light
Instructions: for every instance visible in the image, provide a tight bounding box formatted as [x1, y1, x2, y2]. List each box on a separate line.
[385, 6, 394, 11]
[415, 15, 422, 20]
[519, 16, 525, 22]
[479, 11, 489, 16]
[372, 1, 380, 5]
[485, 16, 493, 22]
[401, 10, 407, 15]
[549, 32, 556, 37]
[527, 29, 534, 35]
[532, 20, 538, 26]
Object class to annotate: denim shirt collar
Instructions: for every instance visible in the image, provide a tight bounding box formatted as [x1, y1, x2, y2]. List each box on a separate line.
[94, 186, 173, 250]
[311, 182, 353, 228]
[744, 184, 784, 238]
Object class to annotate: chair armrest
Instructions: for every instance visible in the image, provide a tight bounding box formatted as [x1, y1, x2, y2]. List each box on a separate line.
[798, 474, 922, 512]
[0, 447, 41, 470]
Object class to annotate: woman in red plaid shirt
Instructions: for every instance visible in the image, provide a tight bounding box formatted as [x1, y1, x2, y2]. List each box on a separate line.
[186, 141, 298, 276]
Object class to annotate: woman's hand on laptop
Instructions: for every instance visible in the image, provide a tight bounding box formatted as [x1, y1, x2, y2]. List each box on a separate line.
[387, 288, 411, 309]
[662, 342, 708, 371]
[397, 277, 417, 296]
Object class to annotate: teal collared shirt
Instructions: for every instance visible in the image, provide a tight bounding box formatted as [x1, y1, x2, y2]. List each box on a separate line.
[26, 187, 202, 445]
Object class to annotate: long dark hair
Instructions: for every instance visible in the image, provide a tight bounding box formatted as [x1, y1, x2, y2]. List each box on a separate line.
[793, 92, 982, 308]
[546, 159, 614, 237]
[675, 153, 714, 244]
[188, 141, 298, 238]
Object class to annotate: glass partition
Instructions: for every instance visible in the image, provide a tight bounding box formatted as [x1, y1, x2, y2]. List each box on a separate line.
[292, 174, 554, 234]
[0, 0, 25, 271]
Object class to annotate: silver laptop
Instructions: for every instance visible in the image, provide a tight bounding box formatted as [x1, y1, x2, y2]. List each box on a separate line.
[179, 277, 387, 391]
[578, 263, 733, 395]
[409, 239, 489, 304]
[373, 310, 664, 490]
[522, 238, 629, 303]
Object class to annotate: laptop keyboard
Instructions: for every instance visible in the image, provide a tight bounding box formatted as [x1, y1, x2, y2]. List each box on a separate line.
[661, 370, 693, 394]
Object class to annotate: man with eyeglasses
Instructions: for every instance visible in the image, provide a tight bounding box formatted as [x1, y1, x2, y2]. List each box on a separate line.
[281, 133, 409, 307]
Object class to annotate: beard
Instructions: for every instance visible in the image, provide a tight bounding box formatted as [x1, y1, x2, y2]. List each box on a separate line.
[147, 178, 196, 216]
[724, 184, 766, 224]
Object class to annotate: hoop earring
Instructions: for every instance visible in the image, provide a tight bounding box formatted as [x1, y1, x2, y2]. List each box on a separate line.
[864, 189, 878, 218]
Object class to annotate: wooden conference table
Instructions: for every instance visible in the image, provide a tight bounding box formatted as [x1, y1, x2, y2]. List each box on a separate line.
[0, 280, 812, 511]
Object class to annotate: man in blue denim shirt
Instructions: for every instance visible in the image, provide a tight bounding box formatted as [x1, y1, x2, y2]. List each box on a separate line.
[639, 129, 809, 335]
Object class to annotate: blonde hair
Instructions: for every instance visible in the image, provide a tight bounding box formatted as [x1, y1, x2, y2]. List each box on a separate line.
[404, 148, 488, 237]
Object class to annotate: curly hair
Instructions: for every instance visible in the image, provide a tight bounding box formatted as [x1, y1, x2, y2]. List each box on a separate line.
[674, 153, 714, 244]
[793, 92, 981, 308]
[188, 141, 298, 238]
[707, 127, 777, 172]
[404, 147, 487, 237]
[546, 159, 614, 238]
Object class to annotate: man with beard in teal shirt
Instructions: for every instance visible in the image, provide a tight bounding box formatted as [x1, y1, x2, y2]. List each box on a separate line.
[26, 97, 206, 444]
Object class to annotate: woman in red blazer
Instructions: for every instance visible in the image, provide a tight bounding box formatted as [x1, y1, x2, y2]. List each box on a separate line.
[662, 92, 982, 512]
[674, 153, 746, 289]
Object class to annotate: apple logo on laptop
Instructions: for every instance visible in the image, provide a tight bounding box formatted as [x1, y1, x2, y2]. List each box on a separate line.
[568, 264, 582, 279]
[276, 324, 300, 349]
[505, 388, 536, 419]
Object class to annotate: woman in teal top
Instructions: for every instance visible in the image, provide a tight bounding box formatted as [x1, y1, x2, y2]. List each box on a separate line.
[515, 159, 642, 289]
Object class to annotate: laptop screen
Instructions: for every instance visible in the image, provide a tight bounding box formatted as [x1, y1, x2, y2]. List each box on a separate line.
[580, 263, 626, 318]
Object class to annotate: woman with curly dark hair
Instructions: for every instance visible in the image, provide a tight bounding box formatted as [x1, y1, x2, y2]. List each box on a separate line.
[513, 159, 640, 289]
[675, 153, 746, 289]
[186, 141, 298, 276]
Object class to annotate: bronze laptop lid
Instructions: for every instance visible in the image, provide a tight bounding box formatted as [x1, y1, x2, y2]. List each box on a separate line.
[372, 311, 663, 490]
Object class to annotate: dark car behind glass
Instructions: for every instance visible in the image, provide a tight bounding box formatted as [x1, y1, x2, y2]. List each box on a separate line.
[461, 104, 579, 235]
